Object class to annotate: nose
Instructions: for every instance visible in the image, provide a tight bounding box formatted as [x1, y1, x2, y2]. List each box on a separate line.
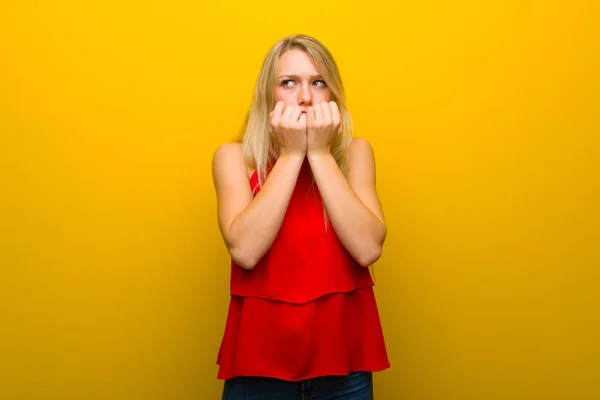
[297, 83, 312, 107]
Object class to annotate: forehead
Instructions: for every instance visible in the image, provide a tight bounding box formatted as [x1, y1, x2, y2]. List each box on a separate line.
[278, 49, 320, 75]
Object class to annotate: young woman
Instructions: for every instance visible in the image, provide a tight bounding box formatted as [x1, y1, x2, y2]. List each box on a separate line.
[212, 34, 390, 400]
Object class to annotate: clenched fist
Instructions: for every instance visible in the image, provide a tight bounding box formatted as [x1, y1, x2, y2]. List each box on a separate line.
[306, 101, 342, 156]
[269, 101, 307, 158]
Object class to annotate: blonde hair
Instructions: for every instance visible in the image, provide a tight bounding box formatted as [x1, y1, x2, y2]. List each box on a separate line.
[238, 34, 353, 186]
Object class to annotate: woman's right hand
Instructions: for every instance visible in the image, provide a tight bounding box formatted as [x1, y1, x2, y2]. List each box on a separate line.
[269, 101, 307, 158]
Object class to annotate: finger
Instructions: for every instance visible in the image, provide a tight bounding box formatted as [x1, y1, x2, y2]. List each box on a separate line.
[271, 101, 285, 124]
[306, 106, 316, 124]
[329, 101, 342, 131]
[314, 103, 323, 124]
[298, 113, 307, 130]
[282, 104, 294, 122]
[290, 106, 302, 123]
[329, 101, 341, 124]
[321, 101, 332, 126]
[273, 101, 285, 116]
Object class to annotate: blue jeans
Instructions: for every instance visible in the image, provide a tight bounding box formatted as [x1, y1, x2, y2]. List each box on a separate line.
[221, 371, 373, 400]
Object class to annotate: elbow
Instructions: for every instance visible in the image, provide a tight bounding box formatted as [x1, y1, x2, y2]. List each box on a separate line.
[356, 225, 387, 267]
[229, 246, 259, 270]
[356, 244, 382, 268]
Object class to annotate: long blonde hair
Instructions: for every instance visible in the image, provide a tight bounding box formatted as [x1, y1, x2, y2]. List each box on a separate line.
[238, 34, 353, 186]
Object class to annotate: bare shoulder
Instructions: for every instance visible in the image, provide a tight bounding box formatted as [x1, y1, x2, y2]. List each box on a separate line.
[212, 142, 247, 183]
[346, 137, 384, 222]
[213, 142, 255, 180]
[347, 136, 376, 174]
[213, 142, 243, 166]
[349, 136, 373, 152]
[211, 143, 255, 240]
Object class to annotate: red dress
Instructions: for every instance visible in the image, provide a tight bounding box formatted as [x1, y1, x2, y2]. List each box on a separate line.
[216, 159, 390, 381]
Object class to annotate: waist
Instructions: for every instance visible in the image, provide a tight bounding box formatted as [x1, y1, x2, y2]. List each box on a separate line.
[230, 256, 374, 304]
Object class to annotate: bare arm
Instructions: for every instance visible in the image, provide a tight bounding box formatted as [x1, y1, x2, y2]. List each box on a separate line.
[307, 137, 386, 267]
[212, 143, 304, 269]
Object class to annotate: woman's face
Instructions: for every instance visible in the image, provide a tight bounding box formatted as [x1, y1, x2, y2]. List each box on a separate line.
[273, 49, 332, 112]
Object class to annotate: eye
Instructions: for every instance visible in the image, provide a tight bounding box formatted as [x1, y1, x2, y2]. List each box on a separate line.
[281, 79, 295, 87]
[313, 80, 326, 87]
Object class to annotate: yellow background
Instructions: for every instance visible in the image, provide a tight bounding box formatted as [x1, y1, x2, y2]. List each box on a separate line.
[1, 1, 598, 399]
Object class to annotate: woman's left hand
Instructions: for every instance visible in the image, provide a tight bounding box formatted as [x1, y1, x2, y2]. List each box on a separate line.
[306, 101, 342, 156]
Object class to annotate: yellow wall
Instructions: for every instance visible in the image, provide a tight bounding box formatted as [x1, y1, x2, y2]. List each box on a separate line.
[1, 1, 598, 399]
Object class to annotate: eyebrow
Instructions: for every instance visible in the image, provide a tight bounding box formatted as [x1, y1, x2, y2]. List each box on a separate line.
[278, 74, 324, 80]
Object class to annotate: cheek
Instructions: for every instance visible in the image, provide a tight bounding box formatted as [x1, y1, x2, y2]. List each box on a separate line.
[273, 88, 291, 103]
[315, 89, 332, 103]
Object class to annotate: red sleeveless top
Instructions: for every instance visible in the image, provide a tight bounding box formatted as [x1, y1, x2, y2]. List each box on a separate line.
[216, 159, 390, 381]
